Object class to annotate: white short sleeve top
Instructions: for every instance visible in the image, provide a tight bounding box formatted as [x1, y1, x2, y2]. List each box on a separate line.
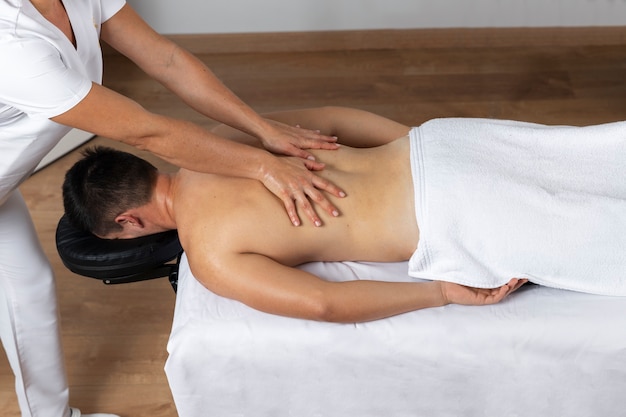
[0, 0, 126, 204]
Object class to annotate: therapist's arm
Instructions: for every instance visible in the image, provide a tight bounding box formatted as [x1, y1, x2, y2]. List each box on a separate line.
[100, 4, 339, 160]
[211, 106, 412, 149]
[52, 83, 340, 227]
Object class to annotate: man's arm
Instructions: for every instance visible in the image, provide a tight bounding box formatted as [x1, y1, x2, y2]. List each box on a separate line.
[188, 250, 524, 323]
[211, 107, 411, 150]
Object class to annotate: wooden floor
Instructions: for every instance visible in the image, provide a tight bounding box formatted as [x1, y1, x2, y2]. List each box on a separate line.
[2, 31, 626, 416]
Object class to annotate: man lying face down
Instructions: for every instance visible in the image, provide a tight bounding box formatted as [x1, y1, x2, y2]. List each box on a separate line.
[63, 107, 541, 322]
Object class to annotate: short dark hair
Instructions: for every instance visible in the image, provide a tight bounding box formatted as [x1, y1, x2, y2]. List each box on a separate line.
[62, 146, 158, 236]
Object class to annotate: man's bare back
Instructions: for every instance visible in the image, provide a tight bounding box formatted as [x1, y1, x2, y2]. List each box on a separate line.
[175, 135, 419, 267]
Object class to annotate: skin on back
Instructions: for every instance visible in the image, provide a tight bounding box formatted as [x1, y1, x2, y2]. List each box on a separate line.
[169, 134, 434, 322]
[174, 135, 419, 268]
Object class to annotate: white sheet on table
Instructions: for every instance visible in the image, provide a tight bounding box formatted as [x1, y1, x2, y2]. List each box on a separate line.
[165, 254, 626, 417]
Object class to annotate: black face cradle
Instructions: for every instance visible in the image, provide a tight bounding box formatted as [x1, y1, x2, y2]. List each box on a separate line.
[55, 215, 182, 290]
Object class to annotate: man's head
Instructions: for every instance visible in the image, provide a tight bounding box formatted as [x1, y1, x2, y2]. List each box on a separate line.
[62, 146, 158, 237]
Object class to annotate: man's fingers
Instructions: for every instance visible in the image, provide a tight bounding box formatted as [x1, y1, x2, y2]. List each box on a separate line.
[510, 278, 529, 293]
[494, 278, 528, 301]
[490, 285, 509, 302]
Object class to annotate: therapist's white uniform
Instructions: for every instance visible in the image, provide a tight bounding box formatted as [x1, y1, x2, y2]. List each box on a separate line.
[0, 0, 125, 415]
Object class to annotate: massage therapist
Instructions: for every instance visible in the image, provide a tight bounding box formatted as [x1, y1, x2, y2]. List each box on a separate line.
[0, 1, 344, 416]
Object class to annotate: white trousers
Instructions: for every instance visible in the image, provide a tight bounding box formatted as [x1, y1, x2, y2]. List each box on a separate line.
[0, 191, 70, 417]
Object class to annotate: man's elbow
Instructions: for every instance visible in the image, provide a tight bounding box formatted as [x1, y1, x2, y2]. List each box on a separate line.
[305, 291, 350, 323]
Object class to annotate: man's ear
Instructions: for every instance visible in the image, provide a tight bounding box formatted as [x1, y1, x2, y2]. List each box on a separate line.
[114, 213, 144, 229]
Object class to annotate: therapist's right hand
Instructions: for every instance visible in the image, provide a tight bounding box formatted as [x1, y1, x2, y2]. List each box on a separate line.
[260, 155, 346, 227]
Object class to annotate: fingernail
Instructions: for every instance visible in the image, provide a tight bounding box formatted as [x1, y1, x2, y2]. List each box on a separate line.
[339, 191, 346, 197]
[332, 210, 339, 217]
[315, 220, 322, 227]
[307, 155, 316, 161]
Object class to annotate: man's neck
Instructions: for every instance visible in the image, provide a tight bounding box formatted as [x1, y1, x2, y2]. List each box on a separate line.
[153, 173, 178, 231]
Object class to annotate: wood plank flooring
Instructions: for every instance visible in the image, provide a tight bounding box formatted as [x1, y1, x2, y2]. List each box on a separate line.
[2, 32, 626, 416]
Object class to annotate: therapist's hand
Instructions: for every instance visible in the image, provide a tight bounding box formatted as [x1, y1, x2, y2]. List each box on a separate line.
[261, 155, 346, 227]
[259, 119, 339, 160]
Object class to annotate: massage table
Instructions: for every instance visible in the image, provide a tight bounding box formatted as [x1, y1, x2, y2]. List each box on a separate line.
[56, 216, 626, 417]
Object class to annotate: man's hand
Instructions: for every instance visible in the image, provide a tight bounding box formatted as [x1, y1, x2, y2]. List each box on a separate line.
[439, 278, 528, 306]
[259, 119, 339, 160]
[260, 156, 346, 227]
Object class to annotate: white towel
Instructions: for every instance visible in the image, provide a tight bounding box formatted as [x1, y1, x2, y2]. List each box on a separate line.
[408, 118, 626, 296]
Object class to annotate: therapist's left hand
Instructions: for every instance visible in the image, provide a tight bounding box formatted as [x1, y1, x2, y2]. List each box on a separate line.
[259, 119, 339, 161]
